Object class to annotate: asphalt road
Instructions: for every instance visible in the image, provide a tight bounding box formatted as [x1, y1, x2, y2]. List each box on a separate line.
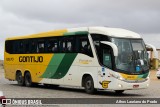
[0, 68, 160, 107]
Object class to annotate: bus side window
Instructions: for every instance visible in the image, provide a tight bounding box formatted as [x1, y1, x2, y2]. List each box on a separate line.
[91, 34, 109, 61]
[61, 39, 66, 52]
[13, 41, 19, 54]
[102, 46, 112, 69]
[77, 36, 93, 57]
[59, 37, 65, 52]
[52, 42, 58, 52]
[19, 41, 24, 54]
[66, 37, 74, 52]
[30, 40, 37, 53]
[60, 37, 74, 53]
[24, 40, 29, 53]
[37, 40, 45, 53]
[47, 38, 58, 53]
[5, 40, 13, 54]
[67, 41, 72, 52]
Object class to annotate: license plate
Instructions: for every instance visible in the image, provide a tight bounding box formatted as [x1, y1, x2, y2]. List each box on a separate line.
[133, 85, 139, 88]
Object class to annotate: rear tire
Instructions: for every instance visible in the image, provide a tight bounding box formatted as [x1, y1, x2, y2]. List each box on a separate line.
[157, 77, 160, 79]
[84, 76, 95, 94]
[24, 72, 32, 87]
[16, 72, 24, 86]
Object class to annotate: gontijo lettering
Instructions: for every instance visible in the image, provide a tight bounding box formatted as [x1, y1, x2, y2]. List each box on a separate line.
[19, 56, 43, 63]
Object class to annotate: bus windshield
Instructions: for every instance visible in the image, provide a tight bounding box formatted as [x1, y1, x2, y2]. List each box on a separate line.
[111, 38, 149, 74]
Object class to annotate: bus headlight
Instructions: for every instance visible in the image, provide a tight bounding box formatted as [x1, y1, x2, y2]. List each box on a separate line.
[110, 73, 124, 81]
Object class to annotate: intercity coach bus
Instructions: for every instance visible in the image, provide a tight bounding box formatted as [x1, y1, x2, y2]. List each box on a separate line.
[4, 27, 150, 94]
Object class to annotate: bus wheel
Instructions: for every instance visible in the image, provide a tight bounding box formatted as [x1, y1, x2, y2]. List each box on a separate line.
[24, 72, 32, 87]
[115, 90, 124, 94]
[16, 72, 24, 86]
[84, 76, 95, 94]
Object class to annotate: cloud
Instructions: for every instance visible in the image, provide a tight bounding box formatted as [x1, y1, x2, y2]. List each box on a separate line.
[1, 0, 160, 33]
[142, 33, 160, 49]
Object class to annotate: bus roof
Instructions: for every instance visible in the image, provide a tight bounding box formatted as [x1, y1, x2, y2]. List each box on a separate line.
[6, 26, 141, 40]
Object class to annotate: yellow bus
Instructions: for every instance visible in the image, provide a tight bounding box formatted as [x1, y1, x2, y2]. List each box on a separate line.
[4, 27, 150, 94]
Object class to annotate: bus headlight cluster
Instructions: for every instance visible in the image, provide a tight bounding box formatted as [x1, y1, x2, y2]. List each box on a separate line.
[110, 73, 124, 81]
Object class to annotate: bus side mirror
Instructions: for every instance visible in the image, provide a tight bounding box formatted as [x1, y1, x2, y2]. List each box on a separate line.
[100, 41, 118, 56]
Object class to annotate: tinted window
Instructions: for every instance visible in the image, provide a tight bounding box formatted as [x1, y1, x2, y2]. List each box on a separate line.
[5, 34, 93, 57]
[13, 40, 20, 53]
[91, 34, 109, 48]
[24, 40, 30, 53]
[47, 38, 59, 53]
[37, 40, 45, 53]
[91, 34, 109, 59]
[5, 40, 13, 54]
[59, 37, 74, 53]
[77, 36, 93, 57]
[30, 40, 38, 53]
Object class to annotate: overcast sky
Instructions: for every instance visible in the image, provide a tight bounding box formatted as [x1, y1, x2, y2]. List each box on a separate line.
[0, 0, 160, 59]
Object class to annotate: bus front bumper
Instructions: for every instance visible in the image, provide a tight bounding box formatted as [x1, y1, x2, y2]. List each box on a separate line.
[99, 78, 150, 91]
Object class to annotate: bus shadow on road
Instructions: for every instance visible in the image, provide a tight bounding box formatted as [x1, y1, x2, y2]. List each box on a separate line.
[11, 84, 145, 97]
[94, 90, 144, 97]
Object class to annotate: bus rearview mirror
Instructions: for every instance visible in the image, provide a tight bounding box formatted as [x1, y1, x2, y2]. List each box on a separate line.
[100, 41, 118, 56]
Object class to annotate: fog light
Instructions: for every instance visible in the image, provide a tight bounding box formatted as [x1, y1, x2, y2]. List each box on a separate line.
[118, 84, 123, 88]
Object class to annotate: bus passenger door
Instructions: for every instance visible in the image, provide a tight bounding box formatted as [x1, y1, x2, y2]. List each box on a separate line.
[97, 44, 113, 89]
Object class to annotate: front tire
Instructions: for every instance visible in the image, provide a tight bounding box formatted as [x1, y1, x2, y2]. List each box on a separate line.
[24, 72, 32, 87]
[84, 76, 95, 94]
[16, 72, 24, 86]
[157, 77, 160, 79]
